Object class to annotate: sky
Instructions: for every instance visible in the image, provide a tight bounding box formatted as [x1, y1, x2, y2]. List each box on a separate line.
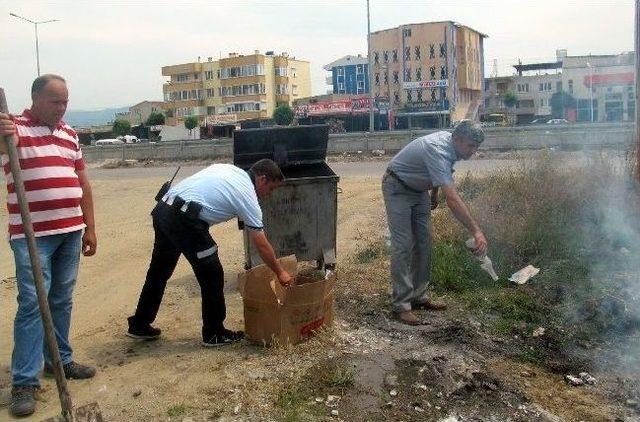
[0, 0, 635, 112]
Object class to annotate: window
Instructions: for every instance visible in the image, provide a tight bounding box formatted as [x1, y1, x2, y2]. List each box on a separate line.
[402, 28, 411, 37]
[392, 49, 398, 63]
[356, 65, 363, 75]
[440, 65, 447, 79]
[219, 64, 265, 79]
[292, 85, 298, 96]
[407, 91, 412, 102]
[393, 91, 400, 104]
[181, 90, 188, 100]
[193, 73, 199, 80]
[517, 83, 530, 93]
[439, 43, 447, 58]
[539, 82, 552, 92]
[177, 74, 189, 82]
[290, 67, 297, 78]
[430, 66, 436, 80]
[393, 71, 399, 84]
[206, 106, 215, 115]
[205, 71, 214, 80]
[404, 67, 411, 82]
[375, 73, 380, 86]
[429, 44, 435, 59]
[338, 82, 345, 92]
[374, 52, 379, 64]
[276, 85, 288, 95]
[404, 47, 410, 61]
[276, 67, 288, 77]
[440, 88, 447, 101]
[431, 89, 437, 101]
[414, 46, 421, 60]
[568, 79, 574, 94]
[416, 68, 422, 81]
[337, 67, 344, 77]
[383, 72, 388, 85]
[383, 51, 389, 63]
[206, 88, 214, 98]
[357, 81, 365, 92]
[417, 90, 423, 102]
[540, 98, 547, 106]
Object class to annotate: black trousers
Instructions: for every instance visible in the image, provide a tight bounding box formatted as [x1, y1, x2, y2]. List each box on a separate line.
[129, 201, 225, 340]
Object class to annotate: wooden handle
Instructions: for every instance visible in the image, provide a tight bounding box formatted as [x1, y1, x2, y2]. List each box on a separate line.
[0, 88, 75, 421]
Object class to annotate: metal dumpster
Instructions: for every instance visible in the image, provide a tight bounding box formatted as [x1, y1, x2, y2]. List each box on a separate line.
[233, 125, 339, 270]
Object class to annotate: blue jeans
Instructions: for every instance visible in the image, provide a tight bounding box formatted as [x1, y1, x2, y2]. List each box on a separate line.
[10, 230, 82, 387]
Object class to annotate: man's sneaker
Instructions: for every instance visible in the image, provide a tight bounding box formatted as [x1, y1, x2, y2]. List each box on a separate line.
[126, 324, 161, 340]
[202, 329, 244, 347]
[10, 386, 37, 417]
[44, 361, 96, 380]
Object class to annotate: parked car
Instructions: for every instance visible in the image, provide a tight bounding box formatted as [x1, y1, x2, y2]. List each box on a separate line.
[546, 119, 569, 125]
[529, 118, 548, 125]
[118, 135, 140, 143]
[95, 138, 124, 146]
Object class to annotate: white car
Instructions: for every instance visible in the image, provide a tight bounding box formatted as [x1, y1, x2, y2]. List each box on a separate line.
[95, 138, 124, 146]
[118, 135, 140, 143]
[546, 119, 569, 125]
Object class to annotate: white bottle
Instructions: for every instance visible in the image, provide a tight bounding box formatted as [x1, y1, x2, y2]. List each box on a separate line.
[465, 238, 499, 281]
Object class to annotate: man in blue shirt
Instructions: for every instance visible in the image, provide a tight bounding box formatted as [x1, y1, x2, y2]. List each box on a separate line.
[383, 120, 488, 325]
[127, 159, 293, 346]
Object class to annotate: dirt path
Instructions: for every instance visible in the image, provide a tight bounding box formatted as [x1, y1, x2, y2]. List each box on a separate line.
[0, 172, 384, 421]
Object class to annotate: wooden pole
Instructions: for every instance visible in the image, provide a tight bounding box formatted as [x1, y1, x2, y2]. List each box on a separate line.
[636, 0, 640, 179]
[0, 89, 75, 421]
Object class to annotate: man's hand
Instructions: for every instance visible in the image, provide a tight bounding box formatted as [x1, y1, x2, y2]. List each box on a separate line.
[0, 113, 16, 138]
[472, 230, 488, 257]
[277, 270, 294, 287]
[82, 228, 97, 256]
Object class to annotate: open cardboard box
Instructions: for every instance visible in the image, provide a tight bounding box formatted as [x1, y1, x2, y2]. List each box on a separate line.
[238, 255, 336, 345]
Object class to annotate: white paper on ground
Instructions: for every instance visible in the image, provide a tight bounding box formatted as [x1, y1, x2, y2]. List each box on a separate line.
[509, 265, 540, 284]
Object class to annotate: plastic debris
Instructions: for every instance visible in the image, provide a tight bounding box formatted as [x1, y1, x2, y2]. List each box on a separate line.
[579, 372, 597, 385]
[509, 265, 540, 285]
[331, 409, 339, 417]
[532, 327, 545, 337]
[326, 395, 341, 407]
[564, 375, 584, 386]
[315, 397, 324, 403]
[389, 389, 398, 397]
[465, 238, 499, 281]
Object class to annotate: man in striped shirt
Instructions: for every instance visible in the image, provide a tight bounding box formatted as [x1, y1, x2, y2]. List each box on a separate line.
[0, 74, 97, 417]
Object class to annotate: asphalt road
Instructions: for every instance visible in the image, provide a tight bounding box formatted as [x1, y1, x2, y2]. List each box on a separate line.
[87, 157, 528, 181]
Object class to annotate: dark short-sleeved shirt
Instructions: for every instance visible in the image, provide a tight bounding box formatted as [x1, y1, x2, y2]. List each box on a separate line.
[387, 131, 460, 191]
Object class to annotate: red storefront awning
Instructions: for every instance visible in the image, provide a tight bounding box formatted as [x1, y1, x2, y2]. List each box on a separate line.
[584, 72, 634, 87]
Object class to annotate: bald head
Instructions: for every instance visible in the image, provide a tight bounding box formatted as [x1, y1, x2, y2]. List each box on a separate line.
[30, 74, 68, 128]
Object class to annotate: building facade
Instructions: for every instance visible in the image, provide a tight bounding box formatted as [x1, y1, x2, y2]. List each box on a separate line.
[483, 49, 635, 124]
[370, 21, 487, 129]
[162, 51, 311, 126]
[115, 101, 165, 126]
[323, 55, 370, 95]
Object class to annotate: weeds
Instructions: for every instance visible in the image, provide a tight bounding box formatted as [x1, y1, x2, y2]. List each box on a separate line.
[167, 404, 186, 417]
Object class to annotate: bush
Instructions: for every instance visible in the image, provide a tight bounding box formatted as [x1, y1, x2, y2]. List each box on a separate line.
[273, 104, 294, 126]
[112, 119, 131, 136]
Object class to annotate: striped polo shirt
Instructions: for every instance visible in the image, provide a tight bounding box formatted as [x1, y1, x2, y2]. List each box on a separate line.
[3, 109, 86, 239]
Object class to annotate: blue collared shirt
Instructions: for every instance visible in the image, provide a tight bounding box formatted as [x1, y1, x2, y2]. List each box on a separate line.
[387, 131, 459, 191]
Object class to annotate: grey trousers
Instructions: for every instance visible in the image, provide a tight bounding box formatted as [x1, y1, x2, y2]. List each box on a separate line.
[382, 175, 432, 312]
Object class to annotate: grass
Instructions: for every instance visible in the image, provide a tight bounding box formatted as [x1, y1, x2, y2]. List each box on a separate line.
[274, 358, 355, 421]
[167, 404, 186, 417]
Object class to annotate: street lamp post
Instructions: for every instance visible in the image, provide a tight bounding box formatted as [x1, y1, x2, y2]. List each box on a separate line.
[9, 12, 59, 76]
[366, 0, 375, 132]
[586, 61, 594, 123]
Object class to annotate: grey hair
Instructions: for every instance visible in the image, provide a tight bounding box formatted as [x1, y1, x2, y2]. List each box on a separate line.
[452, 119, 484, 144]
[31, 74, 66, 94]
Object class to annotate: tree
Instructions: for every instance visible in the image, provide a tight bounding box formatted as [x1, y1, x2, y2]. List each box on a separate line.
[146, 112, 165, 126]
[112, 119, 131, 137]
[184, 116, 199, 136]
[550, 91, 577, 119]
[273, 104, 294, 126]
[503, 91, 518, 109]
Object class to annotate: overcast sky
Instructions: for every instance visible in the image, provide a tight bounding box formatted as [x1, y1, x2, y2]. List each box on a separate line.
[0, 0, 635, 112]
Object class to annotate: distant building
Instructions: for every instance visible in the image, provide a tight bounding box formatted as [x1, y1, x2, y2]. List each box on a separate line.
[115, 101, 164, 125]
[323, 55, 370, 95]
[162, 51, 311, 126]
[483, 49, 635, 124]
[370, 21, 487, 129]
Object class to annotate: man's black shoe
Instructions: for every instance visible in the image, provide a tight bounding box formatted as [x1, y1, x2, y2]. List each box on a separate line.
[202, 329, 244, 347]
[44, 361, 96, 380]
[10, 386, 37, 417]
[127, 323, 161, 340]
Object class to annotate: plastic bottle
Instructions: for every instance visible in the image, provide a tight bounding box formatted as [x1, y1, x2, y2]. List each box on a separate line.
[465, 238, 499, 281]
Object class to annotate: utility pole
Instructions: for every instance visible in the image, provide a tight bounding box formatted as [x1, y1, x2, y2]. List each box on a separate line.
[367, 0, 375, 132]
[635, 0, 640, 179]
[9, 12, 59, 76]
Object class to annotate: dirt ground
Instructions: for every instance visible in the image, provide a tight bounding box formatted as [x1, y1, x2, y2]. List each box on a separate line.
[0, 165, 634, 421]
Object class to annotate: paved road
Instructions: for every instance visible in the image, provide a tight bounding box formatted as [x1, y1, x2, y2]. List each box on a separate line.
[87, 157, 527, 181]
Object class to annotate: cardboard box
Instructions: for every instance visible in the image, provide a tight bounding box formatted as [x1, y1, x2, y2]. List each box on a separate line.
[238, 255, 336, 345]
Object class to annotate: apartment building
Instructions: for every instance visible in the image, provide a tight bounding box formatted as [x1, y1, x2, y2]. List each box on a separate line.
[483, 49, 635, 124]
[323, 55, 370, 95]
[115, 101, 165, 126]
[370, 21, 487, 128]
[162, 51, 311, 125]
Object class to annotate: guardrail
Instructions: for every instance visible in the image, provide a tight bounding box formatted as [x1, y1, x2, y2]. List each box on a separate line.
[80, 123, 636, 163]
